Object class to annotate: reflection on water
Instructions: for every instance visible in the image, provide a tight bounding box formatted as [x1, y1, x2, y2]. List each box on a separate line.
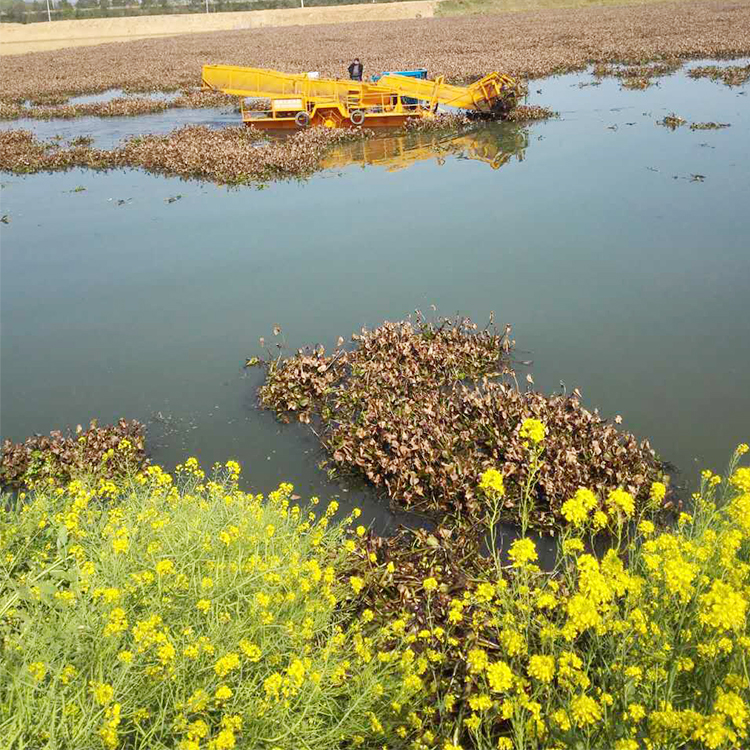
[321, 124, 528, 173]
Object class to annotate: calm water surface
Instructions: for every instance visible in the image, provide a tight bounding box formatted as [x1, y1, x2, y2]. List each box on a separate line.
[1, 64, 749, 534]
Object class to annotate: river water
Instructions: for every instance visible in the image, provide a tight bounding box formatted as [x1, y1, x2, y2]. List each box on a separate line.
[1, 63, 749, 535]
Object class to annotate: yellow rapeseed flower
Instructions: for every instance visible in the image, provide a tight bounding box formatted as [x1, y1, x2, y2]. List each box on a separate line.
[519, 418, 546, 445]
[155, 559, 175, 576]
[214, 685, 232, 701]
[90, 681, 114, 706]
[570, 694, 602, 727]
[214, 653, 241, 678]
[28, 662, 46, 681]
[527, 654, 555, 683]
[486, 660, 514, 692]
[606, 489, 635, 518]
[507, 538, 537, 568]
[467, 648, 489, 674]
[730, 467, 750, 492]
[479, 468, 505, 498]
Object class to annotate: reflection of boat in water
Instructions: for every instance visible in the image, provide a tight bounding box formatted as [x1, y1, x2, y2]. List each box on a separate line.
[320, 125, 529, 173]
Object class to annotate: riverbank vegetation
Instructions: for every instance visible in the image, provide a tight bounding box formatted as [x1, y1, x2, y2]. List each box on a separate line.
[0, 419, 147, 489]
[1, 441, 748, 748]
[256, 315, 667, 532]
[1, 0, 749, 105]
[0, 460, 422, 748]
[345, 442, 750, 749]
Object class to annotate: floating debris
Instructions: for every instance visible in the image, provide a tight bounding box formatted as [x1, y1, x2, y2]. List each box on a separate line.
[405, 113, 471, 132]
[690, 174, 706, 182]
[1, 214, 9, 224]
[621, 76, 653, 90]
[505, 105, 557, 122]
[165, 194, 183, 203]
[690, 121, 731, 130]
[659, 113, 687, 129]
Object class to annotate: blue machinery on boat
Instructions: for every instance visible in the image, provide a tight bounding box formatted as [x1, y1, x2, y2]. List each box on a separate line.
[371, 69, 428, 105]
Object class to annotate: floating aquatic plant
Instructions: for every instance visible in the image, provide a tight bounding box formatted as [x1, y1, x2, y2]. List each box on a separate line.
[0, 126, 371, 185]
[505, 105, 557, 122]
[255, 314, 666, 531]
[687, 63, 750, 86]
[690, 121, 731, 130]
[659, 113, 687, 129]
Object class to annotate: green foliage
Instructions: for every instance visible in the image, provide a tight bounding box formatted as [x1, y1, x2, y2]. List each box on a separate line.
[0, 462, 419, 748]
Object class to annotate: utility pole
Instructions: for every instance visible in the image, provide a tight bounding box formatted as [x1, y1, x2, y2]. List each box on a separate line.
[46, 0, 52, 21]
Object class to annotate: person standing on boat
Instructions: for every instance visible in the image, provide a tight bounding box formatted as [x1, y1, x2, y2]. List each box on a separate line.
[348, 59, 364, 82]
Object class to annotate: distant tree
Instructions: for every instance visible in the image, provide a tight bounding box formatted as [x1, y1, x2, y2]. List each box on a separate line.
[6, 0, 28, 22]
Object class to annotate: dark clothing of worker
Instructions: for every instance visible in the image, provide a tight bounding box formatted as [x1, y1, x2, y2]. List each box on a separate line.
[348, 60, 363, 81]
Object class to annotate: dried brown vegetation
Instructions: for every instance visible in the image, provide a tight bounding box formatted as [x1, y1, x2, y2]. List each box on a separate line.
[593, 60, 681, 89]
[256, 316, 664, 531]
[505, 105, 557, 121]
[659, 113, 686, 129]
[0, 126, 371, 184]
[0, 419, 147, 489]
[1, 0, 749, 106]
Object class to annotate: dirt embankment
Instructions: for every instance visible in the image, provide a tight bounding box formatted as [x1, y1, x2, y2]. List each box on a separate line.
[0, 1, 438, 56]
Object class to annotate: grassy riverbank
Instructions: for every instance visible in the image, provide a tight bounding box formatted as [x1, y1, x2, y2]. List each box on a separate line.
[2, 439, 749, 748]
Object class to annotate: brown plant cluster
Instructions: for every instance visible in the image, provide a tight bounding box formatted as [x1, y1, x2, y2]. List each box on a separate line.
[349, 523, 494, 626]
[0, 126, 370, 184]
[504, 105, 557, 122]
[256, 315, 664, 531]
[659, 113, 687, 129]
[687, 63, 750, 86]
[2, 0, 749, 106]
[0, 419, 147, 489]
